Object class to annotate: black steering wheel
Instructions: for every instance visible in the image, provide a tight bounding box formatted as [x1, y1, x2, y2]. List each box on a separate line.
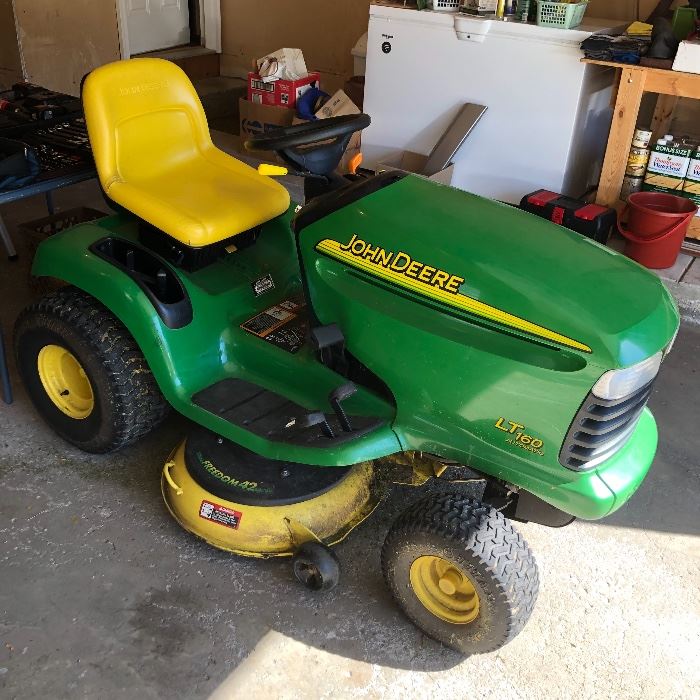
[245, 114, 370, 152]
[244, 114, 371, 177]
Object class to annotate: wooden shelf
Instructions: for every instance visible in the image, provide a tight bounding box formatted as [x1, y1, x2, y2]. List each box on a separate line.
[586, 59, 700, 241]
[582, 59, 700, 98]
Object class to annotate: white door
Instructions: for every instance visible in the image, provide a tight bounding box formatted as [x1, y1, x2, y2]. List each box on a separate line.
[126, 0, 190, 55]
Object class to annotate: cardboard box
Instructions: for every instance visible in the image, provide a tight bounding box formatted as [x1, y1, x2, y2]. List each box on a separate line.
[239, 98, 294, 138]
[315, 89, 359, 120]
[377, 151, 455, 186]
[314, 88, 362, 155]
[238, 98, 295, 162]
[248, 71, 321, 108]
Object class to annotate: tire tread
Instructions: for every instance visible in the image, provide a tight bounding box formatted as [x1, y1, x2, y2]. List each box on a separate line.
[381, 492, 539, 653]
[15, 286, 169, 452]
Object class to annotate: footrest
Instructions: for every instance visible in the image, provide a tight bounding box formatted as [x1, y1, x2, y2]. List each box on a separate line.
[192, 378, 384, 447]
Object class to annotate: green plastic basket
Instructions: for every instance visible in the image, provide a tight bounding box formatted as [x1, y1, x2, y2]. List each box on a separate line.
[536, 1, 588, 29]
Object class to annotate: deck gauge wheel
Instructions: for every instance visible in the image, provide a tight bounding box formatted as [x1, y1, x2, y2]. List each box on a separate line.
[292, 541, 341, 592]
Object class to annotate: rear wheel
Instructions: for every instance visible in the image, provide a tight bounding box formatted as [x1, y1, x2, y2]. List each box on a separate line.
[381, 493, 539, 655]
[14, 286, 169, 453]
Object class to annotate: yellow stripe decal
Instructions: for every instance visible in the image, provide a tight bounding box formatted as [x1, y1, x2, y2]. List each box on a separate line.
[316, 238, 591, 353]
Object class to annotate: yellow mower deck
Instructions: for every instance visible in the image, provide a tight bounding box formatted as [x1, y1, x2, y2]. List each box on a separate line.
[161, 441, 384, 558]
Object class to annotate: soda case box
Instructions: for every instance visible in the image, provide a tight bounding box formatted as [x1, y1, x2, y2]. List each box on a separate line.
[248, 72, 321, 108]
[643, 143, 693, 194]
[682, 149, 700, 217]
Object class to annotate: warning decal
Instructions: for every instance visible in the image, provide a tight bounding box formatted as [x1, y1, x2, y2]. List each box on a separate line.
[199, 500, 242, 530]
[252, 274, 275, 297]
[241, 299, 309, 354]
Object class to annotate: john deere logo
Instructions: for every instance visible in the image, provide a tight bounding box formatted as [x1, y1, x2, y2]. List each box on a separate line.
[315, 235, 591, 354]
[337, 234, 465, 294]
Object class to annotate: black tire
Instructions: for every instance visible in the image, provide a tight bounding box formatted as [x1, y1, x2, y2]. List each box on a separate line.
[292, 541, 341, 591]
[14, 286, 170, 453]
[381, 493, 539, 655]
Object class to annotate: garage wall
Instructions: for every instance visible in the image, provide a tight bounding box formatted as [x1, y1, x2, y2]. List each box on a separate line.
[587, 0, 684, 20]
[13, 0, 121, 96]
[0, 0, 23, 90]
[219, 1, 688, 91]
[220, 0, 371, 93]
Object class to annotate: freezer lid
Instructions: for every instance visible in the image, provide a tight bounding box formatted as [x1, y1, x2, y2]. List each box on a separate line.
[369, 4, 456, 27]
[455, 14, 625, 46]
[369, 4, 624, 47]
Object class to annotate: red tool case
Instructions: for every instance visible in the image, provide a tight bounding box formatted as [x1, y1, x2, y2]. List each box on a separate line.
[520, 190, 616, 244]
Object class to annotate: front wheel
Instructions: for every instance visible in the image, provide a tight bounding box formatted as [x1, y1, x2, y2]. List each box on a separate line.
[381, 493, 539, 655]
[14, 286, 169, 453]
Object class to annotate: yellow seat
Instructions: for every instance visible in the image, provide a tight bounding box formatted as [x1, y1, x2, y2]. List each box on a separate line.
[82, 59, 290, 248]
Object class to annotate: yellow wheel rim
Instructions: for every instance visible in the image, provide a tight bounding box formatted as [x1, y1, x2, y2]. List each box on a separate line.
[409, 555, 480, 625]
[37, 344, 94, 419]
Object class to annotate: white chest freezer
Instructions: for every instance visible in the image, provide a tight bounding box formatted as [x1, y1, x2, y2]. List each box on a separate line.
[362, 6, 621, 203]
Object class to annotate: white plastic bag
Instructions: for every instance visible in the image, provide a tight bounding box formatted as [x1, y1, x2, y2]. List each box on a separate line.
[256, 48, 308, 83]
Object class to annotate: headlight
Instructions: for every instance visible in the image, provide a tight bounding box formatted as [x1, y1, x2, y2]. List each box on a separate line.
[592, 351, 663, 401]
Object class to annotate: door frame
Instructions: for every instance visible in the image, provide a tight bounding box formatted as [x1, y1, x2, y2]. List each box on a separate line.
[116, 0, 221, 59]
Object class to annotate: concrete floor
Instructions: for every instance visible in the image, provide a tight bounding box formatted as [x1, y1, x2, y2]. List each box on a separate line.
[1, 181, 699, 700]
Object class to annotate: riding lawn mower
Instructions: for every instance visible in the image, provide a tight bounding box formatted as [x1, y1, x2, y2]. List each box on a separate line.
[13, 59, 679, 654]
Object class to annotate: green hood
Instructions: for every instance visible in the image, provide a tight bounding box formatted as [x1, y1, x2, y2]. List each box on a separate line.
[302, 174, 678, 369]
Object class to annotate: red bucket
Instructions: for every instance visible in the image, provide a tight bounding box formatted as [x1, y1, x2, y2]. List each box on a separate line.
[617, 192, 697, 269]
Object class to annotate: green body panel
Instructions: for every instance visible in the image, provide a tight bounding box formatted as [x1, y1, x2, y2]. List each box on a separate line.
[529, 407, 657, 519]
[593, 408, 657, 517]
[32, 211, 401, 466]
[297, 175, 678, 518]
[32, 174, 679, 519]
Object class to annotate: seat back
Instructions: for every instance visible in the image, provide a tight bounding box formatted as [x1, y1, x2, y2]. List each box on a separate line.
[83, 58, 211, 192]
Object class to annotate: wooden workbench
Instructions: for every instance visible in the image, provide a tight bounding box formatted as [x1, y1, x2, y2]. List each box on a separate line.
[584, 59, 700, 242]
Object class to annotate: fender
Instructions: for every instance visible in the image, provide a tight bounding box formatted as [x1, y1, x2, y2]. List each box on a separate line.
[32, 221, 198, 409]
[31, 216, 402, 467]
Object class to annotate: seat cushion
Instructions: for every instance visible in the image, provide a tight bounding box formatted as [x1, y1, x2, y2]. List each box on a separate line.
[107, 144, 290, 248]
[83, 58, 290, 248]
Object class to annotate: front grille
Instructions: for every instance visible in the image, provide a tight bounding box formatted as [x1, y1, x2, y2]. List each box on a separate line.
[559, 379, 655, 471]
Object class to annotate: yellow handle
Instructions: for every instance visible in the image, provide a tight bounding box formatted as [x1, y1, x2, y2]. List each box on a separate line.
[163, 461, 183, 495]
[258, 163, 288, 177]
